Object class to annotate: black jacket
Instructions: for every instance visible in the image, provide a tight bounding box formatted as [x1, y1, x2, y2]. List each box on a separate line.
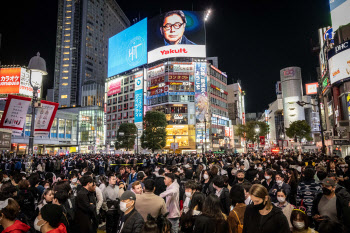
[75, 187, 97, 233]
[219, 187, 231, 215]
[154, 176, 166, 196]
[193, 215, 229, 233]
[118, 208, 144, 233]
[242, 204, 290, 233]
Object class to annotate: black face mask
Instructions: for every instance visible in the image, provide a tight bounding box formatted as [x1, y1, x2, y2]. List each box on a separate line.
[237, 177, 244, 182]
[322, 187, 332, 196]
[253, 200, 266, 210]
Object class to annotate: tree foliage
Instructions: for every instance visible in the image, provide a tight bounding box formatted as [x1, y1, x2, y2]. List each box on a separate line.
[286, 120, 312, 142]
[115, 123, 137, 151]
[141, 111, 167, 152]
[235, 121, 269, 143]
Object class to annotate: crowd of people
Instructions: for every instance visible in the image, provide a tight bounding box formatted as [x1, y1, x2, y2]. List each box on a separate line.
[0, 151, 349, 233]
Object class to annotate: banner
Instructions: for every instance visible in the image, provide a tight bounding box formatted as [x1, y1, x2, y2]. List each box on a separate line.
[195, 62, 208, 123]
[169, 75, 189, 81]
[34, 100, 59, 136]
[107, 78, 121, 96]
[0, 95, 31, 136]
[259, 136, 266, 146]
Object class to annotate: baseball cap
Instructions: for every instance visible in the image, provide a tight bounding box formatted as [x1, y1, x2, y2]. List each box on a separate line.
[321, 178, 336, 187]
[120, 190, 136, 201]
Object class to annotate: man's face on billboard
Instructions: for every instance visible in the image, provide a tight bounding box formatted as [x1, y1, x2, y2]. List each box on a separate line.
[161, 14, 185, 45]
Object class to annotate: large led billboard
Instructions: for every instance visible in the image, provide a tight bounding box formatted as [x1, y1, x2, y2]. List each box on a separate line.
[108, 18, 148, 77]
[328, 40, 350, 84]
[148, 10, 206, 63]
[329, 0, 350, 32]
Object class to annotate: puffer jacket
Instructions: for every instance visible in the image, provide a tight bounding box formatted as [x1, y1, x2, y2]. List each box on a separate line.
[118, 208, 144, 233]
[2, 220, 30, 233]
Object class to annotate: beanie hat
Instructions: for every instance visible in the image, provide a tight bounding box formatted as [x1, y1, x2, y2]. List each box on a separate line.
[41, 204, 63, 228]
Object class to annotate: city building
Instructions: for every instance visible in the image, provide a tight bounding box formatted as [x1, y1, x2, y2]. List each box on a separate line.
[227, 82, 245, 152]
[51, 0, 130, 153]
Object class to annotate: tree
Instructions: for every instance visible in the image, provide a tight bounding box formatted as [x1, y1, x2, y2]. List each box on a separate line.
[141, 111, 167, 153]
[235, 121, 269, 145]
[286, 120, 312, 142]
[115, 123, 137, 151]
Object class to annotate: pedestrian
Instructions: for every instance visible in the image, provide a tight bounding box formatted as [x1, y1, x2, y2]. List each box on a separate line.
[75, 176, 97, 233]
[274, 188, 295, 230]
[34, 204, 67, 233]
[135, 179, 167, 221]
[242, 184, 290, 233]
[180, 192, 205, 233]
[0, 197, 30, 233]
[290, 208, 318, 233]
[116, 191, 144, 233]
[160, 173, 180, 233]
[228, 185, 246, 233]
[193, 194, 229, 233]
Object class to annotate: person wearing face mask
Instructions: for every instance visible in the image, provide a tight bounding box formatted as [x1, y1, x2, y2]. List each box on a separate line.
[312, 178, 349, 231]
[242, 184, 290, 233]
[180, 192, 205, 233]
[290, 209, 317, 233]
[233, 171, 250, 186]
[212, 176, 231, 215]
[74, 176, 97, 233]
[181, 181, 196, 214]
[116, 191, 144, 233]
[269, 172, 291, 203]
[201, 170, 211, 196]
[0, 197, 30, 233]
[262, 169, 275, 191]
[274, 189, 294, 229]
[34, 204, 67, 233]
[228, 185, 246, 233]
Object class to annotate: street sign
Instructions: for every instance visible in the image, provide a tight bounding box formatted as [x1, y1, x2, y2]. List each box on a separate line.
[333, 139, 350, 145]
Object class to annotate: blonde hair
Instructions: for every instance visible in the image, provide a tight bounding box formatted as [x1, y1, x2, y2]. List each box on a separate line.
[249, 184, 273, 210]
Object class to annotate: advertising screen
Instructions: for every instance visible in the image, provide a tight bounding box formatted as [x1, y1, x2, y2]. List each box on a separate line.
[148, 11, 206, 63]
[195, 62, 208, 123]
[0, 68, 21, 94]
[329, 0, 350, 32]
[107, 78, 122, 96]
[134, 72, 144, 123]
[328, 40, 350, 84]
[305, 83, 319, 95]
[108, 18, 147, 77]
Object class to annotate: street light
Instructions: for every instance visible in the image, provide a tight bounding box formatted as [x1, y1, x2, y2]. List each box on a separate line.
[27, 52, 47, 156]
[280, 133, 285, 153]
[255, 125, 260, 150]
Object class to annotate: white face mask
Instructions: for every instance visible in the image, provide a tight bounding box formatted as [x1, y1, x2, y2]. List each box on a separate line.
[34, 217, 46, 231]
[185, 192, 192, 198]
[276, 180, 283, 185]
[192, 210, 201, 215]
[120, 201, 131, 212]
[72, 178, 77, 183]
[277, 197, 285, 203]
[155, 168, 160, 172]
[257, 167, 263, 171]
[293, 221, 305, 230]
[265, 176, 271, 180]
[203, 174, 209, 180]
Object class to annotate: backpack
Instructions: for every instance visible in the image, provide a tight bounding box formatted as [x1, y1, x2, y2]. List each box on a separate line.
[232, 210, 243, 233]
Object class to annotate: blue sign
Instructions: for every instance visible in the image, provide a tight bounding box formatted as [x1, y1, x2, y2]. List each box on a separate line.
[134, 74, 144, 123]
[108, 18, 148, 77]
[329, 0, 347, 11]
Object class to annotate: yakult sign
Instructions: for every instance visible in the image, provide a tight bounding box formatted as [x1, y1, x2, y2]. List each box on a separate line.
[148, 45, 206, 63]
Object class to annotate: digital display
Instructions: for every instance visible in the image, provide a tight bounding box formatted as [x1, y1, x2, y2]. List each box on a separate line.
[108, 18, 148, 77]
[329, 0, 350, 32]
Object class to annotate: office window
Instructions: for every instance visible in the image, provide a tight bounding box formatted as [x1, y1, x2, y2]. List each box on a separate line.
[61, 95, 68, 99]
[63, 58, 69, 61]
[62, 83, 68, 86]
[62, 77, 69, 79]
[63, 52, 70, 54]
[63, 64, 69, 67]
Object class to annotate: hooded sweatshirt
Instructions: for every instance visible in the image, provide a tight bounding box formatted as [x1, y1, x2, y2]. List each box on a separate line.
[2, 220, 30, 233]
[47, 223, 67, 233]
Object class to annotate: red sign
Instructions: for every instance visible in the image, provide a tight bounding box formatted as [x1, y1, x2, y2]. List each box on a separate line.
[225, 127, 230, 137]
[305, 82, 318, 95]
[150, 86, 168, 96]
[259, 136, 265, 146]
[271, 148, 280, 153]
[107, 79, 121, 96]
[168, 75, 189, 81]
[0, 68, 21, 94]
[151, 76, 165, 86]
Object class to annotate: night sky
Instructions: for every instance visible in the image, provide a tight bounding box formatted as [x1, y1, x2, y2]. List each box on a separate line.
[0, 0, 331, 112]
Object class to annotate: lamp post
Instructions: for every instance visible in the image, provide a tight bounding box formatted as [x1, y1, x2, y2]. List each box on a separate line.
[204, 113, 208, 154]
[280, 133, 285, 153]
[27, 52, 47, 156]
[255, 125, 260, 150]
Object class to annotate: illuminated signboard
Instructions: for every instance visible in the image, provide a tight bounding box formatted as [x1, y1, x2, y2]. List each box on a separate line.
[210, 65, 227, 77]
[148, 65, 165, 78]
[168, 75, 189, 81]
[134, 72, 144, 123]
[172, 64, 194, 73]
[328, 40, 350, 84]
[0, 68, 41, 98]
[108, 18, 148, 77]
[147, 11, 206, 63]
[305, 83, 319, 95]
[107, 78, 121, 96]
[195, 62, 208, 123]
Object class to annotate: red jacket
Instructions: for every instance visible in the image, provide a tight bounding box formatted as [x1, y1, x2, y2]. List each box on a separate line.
[2, 220, 30, 233]
[47, 223, 67, 233]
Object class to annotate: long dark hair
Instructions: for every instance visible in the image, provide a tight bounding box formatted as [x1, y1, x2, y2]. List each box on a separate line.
[202, 194, 225, 221]
[180, 192, 205, 228]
